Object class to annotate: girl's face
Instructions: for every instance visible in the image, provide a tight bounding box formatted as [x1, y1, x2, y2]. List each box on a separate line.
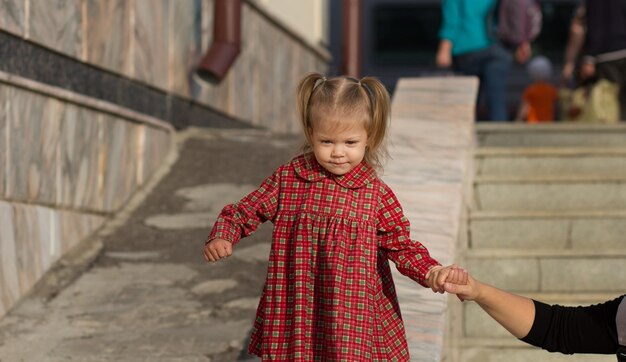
[310, 118, 368, 176]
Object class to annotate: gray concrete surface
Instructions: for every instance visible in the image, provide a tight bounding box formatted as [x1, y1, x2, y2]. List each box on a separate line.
[0, 128, 299, 361]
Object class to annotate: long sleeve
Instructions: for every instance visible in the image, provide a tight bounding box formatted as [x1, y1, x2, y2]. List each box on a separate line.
[207, 169, 281, 246]
[439, 0, 461, 44]
[521, 296, 624, 355]
[376, 184, 440, 287]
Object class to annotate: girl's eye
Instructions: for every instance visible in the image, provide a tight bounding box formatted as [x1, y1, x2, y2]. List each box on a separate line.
[346, 141, 358, 145]
[321, 140, 332, 144]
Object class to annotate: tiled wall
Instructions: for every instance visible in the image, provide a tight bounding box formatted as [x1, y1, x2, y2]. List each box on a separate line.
[0, 80, 173, 319]
[0, 0, 329, 133]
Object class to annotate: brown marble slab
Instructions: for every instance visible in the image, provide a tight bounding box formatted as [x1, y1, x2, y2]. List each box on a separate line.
[133, 0, 169, 90]
[6, 87, 62, 205]
[29, 0, 83, 58]
[0, 0, 25, 36]
[169, 0, 202, 97]
[59, 104, 103, 211]
[85, 0, 132, 77]
[0, 84, 6, 197]
[0, 201, 19, 317]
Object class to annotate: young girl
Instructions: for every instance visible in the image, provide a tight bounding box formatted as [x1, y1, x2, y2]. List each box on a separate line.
[203, 73, 459, 361]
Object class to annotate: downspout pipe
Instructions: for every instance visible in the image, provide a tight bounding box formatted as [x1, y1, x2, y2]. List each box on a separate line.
[342, 0, 362, 78]
[196, 0, 242, 83]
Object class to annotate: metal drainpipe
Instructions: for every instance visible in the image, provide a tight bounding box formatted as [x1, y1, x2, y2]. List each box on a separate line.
[342, 0, 362, 78]
[196, 0, 242, 83]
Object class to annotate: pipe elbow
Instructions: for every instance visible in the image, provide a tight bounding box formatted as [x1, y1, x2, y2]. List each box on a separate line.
[195, 0, 242, 83]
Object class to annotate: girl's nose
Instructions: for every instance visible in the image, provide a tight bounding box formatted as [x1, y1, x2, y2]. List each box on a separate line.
[331, 146, 344, 157]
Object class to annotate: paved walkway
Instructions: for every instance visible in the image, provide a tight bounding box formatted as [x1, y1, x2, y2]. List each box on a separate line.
[0, 78, 477, 361]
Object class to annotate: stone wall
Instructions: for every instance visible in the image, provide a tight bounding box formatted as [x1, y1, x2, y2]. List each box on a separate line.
[0, 0, 329, 133]
[0, 73, 174, 319]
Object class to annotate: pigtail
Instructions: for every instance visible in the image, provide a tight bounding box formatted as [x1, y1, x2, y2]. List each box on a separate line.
[296, 73, 326, 141]
[360, 77, 391, 170]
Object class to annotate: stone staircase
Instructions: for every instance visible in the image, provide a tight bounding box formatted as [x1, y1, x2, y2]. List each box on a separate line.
[459, 123, 626, 362]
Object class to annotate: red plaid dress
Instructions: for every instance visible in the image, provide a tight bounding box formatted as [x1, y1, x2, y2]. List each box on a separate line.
[208, 153, 440, 361]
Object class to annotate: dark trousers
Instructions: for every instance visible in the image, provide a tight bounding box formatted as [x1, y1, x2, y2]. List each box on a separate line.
[596, 57, 626, 121]
[453, 44, 513, 121]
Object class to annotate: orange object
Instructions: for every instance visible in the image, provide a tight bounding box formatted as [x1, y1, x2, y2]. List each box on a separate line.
[523, 82, 559, 122]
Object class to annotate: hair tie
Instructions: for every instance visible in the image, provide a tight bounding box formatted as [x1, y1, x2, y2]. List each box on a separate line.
[313, 76, 327, 90]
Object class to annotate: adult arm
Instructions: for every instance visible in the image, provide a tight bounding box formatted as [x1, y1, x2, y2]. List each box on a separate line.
[582, 1, 604, 63]
[445, 275, 624, 354]
[562, 5, 586, 84]
[444, 274, 535, 338]
[437, 0, 461, 68]
[522, 296, 623, 354]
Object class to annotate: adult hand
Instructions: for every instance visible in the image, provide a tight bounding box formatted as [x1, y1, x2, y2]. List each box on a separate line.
[444, 273, 480, 302]
[515, 42, 532, 64]
[436, 40, 453, 68]
[560, 61, 576, 86]
[203, 238, 233, 262]
[580, 61, 596, 80]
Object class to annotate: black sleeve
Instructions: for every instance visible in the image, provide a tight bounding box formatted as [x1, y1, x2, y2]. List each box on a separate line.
[520, 296, 623, 354]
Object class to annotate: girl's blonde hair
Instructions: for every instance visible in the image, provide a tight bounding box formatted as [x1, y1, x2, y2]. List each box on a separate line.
[296, 73, 391, 172]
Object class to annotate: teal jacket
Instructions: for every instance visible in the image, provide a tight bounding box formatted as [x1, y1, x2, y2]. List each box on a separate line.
[439, 0, 496, 56]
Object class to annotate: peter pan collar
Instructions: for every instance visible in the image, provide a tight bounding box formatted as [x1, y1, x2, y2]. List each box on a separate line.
[292, 153, 377, 189]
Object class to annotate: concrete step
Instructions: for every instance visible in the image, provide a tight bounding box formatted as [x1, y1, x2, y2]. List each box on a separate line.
[474, 175, 626, 211]
[476, 147, 626, 177]
[464, 253, 626, 293]
[459, 346, 614, 362]
[469, 210, 626, 250]
[477, 123, 626, 148]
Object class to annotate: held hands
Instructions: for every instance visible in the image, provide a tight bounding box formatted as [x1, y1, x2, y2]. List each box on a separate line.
[443, 269, 481, 302]
[425, 264, 468, 294]
[203, 238, 233, 262]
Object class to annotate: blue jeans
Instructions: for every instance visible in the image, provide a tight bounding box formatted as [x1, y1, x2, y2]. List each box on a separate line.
[453, 44, 513, 121]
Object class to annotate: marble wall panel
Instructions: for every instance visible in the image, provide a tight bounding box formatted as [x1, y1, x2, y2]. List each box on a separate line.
[169, 0, 202, 97]
[0, 84, 6, 197]
[34, 205, 61, 272]
[0, 200, 105, 319]
[101, 115, 140, 212]
[59, 104, 103, 211]
[7, 87, 61, 205]
[256, 14, 274, 128]
[232, 5, 258, 126]
[134, 0, 169, 90]
[0, 201, 19, 318]
[143, 127, 171, 183]
[29, 0, 83, 59]
[12, 204, 43, 295]
[59, 209, 104, 254]
[0, 0, 25, 36]
[85, 0, 132, 77]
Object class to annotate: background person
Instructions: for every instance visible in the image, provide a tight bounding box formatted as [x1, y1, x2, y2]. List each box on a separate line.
[517, 55, 558, 122]
[436, 0, 533, 121]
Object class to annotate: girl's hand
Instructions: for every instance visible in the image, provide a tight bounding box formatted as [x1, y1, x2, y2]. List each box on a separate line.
[425, 264, 456, 293]
[203, 238, 233, 262]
